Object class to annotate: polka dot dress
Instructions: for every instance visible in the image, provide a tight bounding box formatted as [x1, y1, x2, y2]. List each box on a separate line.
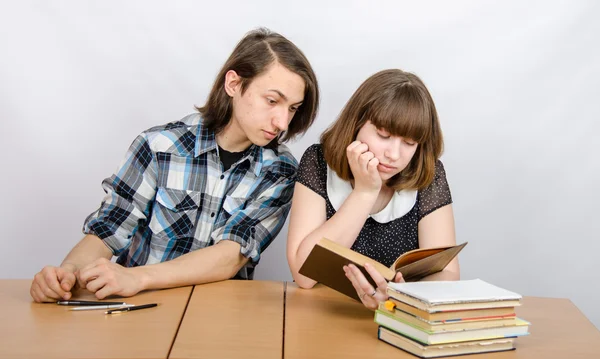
[296, 144, 453, 267]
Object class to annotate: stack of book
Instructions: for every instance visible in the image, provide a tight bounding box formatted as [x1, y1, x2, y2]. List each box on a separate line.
[375, 279, 530, 358]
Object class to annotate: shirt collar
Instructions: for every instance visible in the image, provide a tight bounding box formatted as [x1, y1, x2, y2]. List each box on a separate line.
[194, 125, 263, 177]
[326, 166, 418, 223]
[194, 125, 217, 157]
[245, 144, 263, 177]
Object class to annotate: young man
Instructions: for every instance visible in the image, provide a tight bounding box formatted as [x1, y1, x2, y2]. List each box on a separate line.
[30, 28, 320, 302]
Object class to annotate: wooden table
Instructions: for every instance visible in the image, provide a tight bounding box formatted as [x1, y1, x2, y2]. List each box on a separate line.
[284, 283, 401, 359]
[169, 280, 284, 359]
[486, 296, 600, 358]
[0, 279, 192, 359]
[2, 280, 599, 358]
[284, 283, 600, 358]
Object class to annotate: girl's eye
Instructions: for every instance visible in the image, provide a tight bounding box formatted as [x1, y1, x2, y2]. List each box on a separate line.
[378, 132, 391, 139]
[267, 98, 277, 105]
[289, 106, 298, 113]
[404, 140, 417, 146]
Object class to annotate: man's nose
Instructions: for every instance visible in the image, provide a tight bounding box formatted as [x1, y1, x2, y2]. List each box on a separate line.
[272, 107, 290, 132]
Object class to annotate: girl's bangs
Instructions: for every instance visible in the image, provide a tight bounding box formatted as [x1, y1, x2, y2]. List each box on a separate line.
[367, 88, 431, 143]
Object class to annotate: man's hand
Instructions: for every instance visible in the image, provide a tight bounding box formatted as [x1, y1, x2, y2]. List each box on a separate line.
[30, 265, 78, 303]
[78, 258, 145, 299]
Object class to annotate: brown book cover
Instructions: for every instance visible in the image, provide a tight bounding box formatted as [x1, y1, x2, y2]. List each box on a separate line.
[298, 238, 467, 301]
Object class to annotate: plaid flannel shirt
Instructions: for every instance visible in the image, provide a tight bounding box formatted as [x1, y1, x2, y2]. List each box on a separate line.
[83, 113, 297, 279]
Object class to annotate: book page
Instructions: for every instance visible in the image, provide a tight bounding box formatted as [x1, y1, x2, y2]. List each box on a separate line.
[388, 279, 523, 304]
[394, 242, 467, 281]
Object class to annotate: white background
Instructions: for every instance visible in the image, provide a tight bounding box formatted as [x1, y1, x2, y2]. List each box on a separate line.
[1, 1, 598, 329]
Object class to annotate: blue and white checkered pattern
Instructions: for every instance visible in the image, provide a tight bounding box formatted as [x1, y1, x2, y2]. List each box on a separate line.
[83, 113, 297, 279]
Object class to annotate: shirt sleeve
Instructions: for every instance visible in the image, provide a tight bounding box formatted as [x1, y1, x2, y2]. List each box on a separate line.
[210, 163, 296, 266]
[417, 160, 453, 221]
[82, 133, 158, 255]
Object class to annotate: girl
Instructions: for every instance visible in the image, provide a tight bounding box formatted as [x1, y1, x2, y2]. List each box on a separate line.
[287, 69, 458, 310]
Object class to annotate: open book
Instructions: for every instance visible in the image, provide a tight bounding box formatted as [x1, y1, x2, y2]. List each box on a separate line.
[298, 238, 467, 301]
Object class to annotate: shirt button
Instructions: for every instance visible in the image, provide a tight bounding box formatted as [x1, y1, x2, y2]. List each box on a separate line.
[220, 175, 224, 180]
[210, 212, 215, 218]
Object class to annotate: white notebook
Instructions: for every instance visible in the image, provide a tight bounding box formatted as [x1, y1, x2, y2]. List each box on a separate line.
[387, 279, 522, 305]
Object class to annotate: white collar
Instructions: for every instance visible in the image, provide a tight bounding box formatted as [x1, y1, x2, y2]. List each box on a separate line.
[326, 166, 417, 223]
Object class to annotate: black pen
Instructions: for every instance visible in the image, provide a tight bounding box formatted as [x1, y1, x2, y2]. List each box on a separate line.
[56, 300, 127, 306]
[105, 303, 158, 314]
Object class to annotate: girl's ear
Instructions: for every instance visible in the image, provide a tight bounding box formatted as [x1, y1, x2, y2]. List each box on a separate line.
[224, 70, 241, 97]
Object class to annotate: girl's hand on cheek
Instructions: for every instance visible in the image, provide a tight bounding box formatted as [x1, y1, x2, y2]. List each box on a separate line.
[346, 141, 381, 194]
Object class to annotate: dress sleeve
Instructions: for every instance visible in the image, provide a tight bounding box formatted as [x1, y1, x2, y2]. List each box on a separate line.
[296, 144, 328, 199]
[417, 160, 453, 221]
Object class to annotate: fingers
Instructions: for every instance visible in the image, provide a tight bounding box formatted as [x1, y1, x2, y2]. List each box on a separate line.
[347, 142, 377, 164]
[94, 284, 115, 300]
[393, 271, 405, 283]
[56, 268, 76, 294]
[31, 267, 72, 302]
[30, 281, 54, 303]
[344, 264, 381, 310]
[343, 265, 371, 305]
[364, 263, 388, 293]
[78, 259, 123, 298]
[79, 266, 101, 286]
[31, 275, 61, 302]
[346, 141, 381, 193]
[85, 275, 108, 293]
[78, 258, 110, 284]
[43, 269, 70, 300]
[358, 150, 375, 168]
[343, 265, 362, 292]
[349, 264, 372, 289]
[346, 141, 369, 162]
[366, 156, 380, 174]
[79, 265, 111, 293]
[74, 270, 87, 289]
[346, 140, 363, 153]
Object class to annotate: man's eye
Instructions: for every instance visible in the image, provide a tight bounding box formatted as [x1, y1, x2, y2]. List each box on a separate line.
[267, 98, 277, 105]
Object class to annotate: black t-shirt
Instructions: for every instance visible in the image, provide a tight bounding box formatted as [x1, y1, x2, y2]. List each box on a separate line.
[219, 146, 248, 171]
[296, 144, 453, 267]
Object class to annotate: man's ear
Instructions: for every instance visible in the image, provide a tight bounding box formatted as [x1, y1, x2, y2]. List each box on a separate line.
[224, 70, 241, 97]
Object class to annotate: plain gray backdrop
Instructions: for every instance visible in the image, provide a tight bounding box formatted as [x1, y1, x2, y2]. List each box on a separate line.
[1, 1, 598, 329]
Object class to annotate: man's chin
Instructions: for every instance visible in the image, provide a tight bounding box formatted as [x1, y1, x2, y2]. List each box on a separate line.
[252, 136, 279, 148]
[252, 139, 270, 147]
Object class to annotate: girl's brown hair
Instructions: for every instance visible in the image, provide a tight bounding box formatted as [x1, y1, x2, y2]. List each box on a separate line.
[321, 69, 443, 190]
[197, 28, 319, 144]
